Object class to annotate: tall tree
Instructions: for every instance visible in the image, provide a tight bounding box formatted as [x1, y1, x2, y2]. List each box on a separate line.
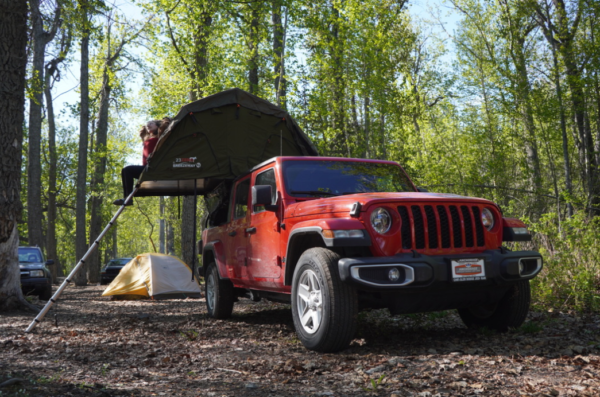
[0, 0, 35, 311]
[74, 0, 92, 286]
[87, 12, 148, 283]
[44, 28, 72, 280]
[272, 0, 287, 107]
[27, 0, 61, 249]
[532, 0, 599, 209]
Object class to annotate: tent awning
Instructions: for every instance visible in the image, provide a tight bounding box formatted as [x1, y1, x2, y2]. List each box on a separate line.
[135, 88, 318, 196]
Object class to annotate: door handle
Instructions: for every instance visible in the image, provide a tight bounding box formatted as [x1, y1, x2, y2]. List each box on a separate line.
[228, 231, 237, 237]
[245, 227, 257, 234]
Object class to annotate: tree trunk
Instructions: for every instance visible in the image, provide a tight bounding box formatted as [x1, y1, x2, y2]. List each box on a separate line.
[272, 1, 287, 107]
[513, 38, 542, 196]
[550, 42, 573, 217]
[192, 12, 212, 99]
[180, 196, 196, 266]
[248, 6, 260, 94]
[330, 4, 348, 157]
[74, 4, 91, 286]
[364, 95, 371, 159]
[0, 0, 34, 311]
[26, 0, 60, 249]
[88, 66, 111, 284]
[167, 197, 175, 255]
[44, 60, 61, 279]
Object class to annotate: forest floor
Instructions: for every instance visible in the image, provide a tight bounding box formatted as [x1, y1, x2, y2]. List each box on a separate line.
[1, 285, 600, 397]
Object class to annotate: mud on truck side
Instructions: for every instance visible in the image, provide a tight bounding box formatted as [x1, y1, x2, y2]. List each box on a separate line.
[200, 156, 542, 352]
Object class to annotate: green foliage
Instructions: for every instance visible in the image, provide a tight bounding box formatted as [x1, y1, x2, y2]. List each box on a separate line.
[529, 212, 600, 311]
[362, 373, 386, 392]
[18, 0, 600, 307]
[518, 321, 544, 334]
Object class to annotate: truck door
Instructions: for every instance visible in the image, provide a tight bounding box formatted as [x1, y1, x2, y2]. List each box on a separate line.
[247, 168, 282, 281]
[226, 177, 251, 282]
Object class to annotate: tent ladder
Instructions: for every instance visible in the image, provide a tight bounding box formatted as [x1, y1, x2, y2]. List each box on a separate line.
[25, 188, 138, 333]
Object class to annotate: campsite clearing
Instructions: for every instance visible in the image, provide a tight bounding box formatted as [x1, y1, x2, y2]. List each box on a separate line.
[1, 285, 600, 396]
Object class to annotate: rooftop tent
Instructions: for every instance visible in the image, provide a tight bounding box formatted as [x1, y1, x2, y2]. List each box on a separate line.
[102, 253, 201, 299]
[136, 88, 319, 197]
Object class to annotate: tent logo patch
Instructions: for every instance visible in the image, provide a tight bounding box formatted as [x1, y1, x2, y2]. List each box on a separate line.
[173, 157, 201, 168]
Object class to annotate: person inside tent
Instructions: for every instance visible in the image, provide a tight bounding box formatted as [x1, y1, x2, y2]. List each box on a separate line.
[113, 119, 162, 206]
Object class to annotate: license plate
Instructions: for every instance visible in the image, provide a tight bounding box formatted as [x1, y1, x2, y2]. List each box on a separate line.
[451, 258, 485, 281]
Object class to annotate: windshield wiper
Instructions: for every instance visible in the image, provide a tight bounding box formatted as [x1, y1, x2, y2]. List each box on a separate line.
[290, 190, 339, 197]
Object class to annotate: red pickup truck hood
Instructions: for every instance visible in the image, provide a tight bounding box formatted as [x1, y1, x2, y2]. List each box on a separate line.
[288, 192, 495, 218]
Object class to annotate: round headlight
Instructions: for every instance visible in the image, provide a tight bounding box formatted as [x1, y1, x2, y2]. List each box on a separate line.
[371, 207, 392, 234]
[481, 208, 495, 231]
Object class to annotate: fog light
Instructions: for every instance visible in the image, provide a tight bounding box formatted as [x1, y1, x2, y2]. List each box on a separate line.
[388, 268, 401, 282]
[519, 262, 525, 275]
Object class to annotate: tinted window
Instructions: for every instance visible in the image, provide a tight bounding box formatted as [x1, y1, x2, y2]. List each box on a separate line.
[254, 168, 277, 212]
[234, 179, 250, 219]
[283, 160, 415, 197]
[18, 248, 42, 263]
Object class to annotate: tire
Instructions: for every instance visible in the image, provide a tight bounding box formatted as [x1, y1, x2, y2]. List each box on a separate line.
[39, 284, 52, 301]
[291, 248, 357, 353]
[205, 262, 234, 319]
[458, 280, 531, 332]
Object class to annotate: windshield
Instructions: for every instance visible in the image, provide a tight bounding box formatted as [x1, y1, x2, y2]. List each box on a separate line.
[283, 160, 415, 198]
[106, 258, 131, 267]
[18, 248, 42, 263]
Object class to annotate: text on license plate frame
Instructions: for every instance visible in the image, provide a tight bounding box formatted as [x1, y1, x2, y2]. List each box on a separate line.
[451, 258, 486, 282]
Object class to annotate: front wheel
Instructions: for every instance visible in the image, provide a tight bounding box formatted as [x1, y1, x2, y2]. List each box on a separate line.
[205, 262, 234, 319]
[39, 284, 52, 301]
[458, 280, 531, 332]
[291, 248, 357, 352]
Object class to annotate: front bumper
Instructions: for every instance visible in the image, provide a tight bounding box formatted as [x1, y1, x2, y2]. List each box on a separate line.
[21, 277, 51, 292]
[338, 249, 542, 314]
[339, 249, 543, 290]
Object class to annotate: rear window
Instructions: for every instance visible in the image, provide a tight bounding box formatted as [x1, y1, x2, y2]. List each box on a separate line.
[18, 248, 42, 263]
[282, 160, 415, 197]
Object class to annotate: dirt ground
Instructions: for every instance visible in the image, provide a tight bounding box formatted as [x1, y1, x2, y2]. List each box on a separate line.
[1, 285, 599, 397]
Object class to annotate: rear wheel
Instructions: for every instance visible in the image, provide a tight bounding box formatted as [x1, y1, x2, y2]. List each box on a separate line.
[291, 248, 357, 352]
[205, 262, 234, 319]
[458, 280, 530, 332]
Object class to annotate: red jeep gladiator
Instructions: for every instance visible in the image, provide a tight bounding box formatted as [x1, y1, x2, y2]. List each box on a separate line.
[200, 156, 542, 352]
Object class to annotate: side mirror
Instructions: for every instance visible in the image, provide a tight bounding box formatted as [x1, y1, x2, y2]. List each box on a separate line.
[252, 185, 278, 212]
[417, 187, 429, 193]
[45, 260, 55, 266]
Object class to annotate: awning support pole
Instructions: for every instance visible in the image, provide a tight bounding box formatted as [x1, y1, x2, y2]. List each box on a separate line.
[25, 188, 138, 333]
[191, 179, 197, 281]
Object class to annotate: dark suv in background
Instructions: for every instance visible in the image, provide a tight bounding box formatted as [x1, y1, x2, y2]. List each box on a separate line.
[19, 246, 54, 300]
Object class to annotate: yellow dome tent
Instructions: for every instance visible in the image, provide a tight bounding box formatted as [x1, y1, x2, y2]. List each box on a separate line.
[102, 253, 201, 299]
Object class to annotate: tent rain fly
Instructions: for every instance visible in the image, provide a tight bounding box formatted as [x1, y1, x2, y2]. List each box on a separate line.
[136, 88, 319, 197]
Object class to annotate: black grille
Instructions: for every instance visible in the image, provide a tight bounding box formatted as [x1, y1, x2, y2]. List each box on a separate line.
[449, 206, 462, 248]
[397, 204, 486, 250]
[461, 205, 474, 247]
[424, 205, 438, 249]
[398, 206, 412, 249]
[437, 205, 451, 248]
[411, 206, 425, 249]
[472, 206, 485, 246]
